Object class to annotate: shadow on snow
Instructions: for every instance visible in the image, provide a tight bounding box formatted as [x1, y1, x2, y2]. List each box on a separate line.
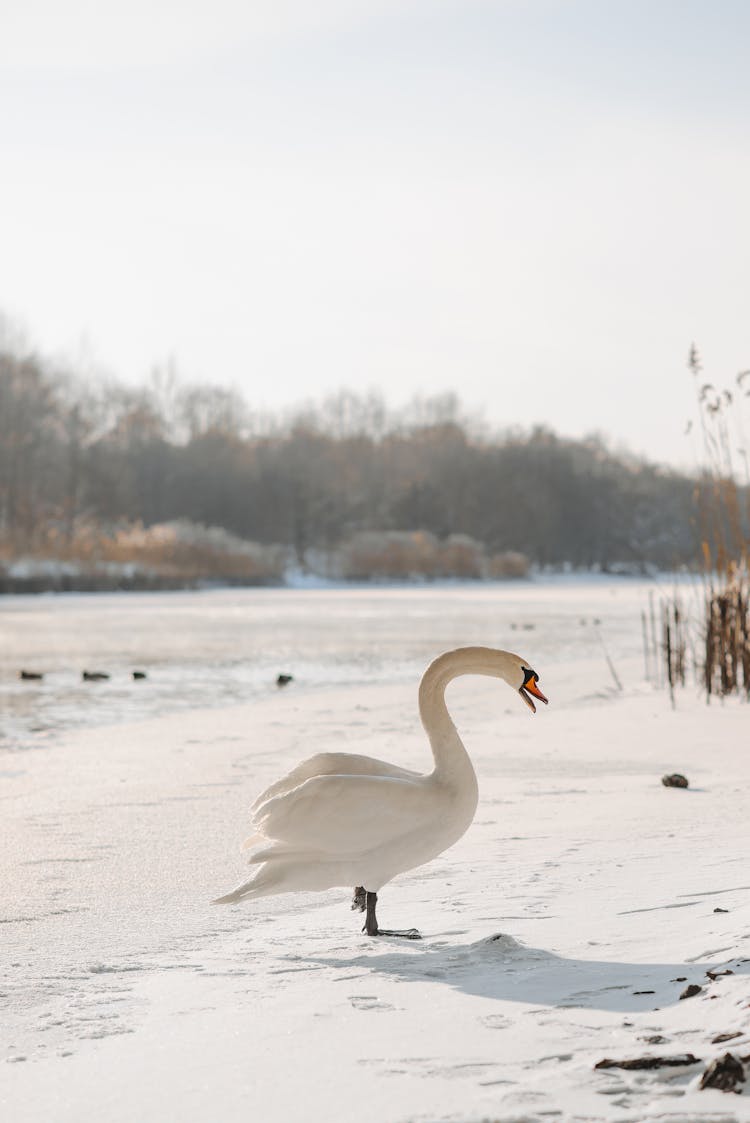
[303, 933, 749, 1013]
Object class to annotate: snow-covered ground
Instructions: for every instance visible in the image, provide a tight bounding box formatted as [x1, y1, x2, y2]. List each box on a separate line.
[2, 582, 749, 1121]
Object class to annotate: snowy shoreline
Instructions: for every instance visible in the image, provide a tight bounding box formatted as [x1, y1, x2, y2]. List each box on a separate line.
[0, 562, 689, 597]
[3, 634, 750, 1121]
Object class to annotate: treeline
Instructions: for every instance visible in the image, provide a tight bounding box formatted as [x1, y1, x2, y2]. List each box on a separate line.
[0, 342, 704, 573]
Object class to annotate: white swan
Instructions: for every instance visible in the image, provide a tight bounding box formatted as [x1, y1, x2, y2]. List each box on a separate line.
[214, 646, 548, 937]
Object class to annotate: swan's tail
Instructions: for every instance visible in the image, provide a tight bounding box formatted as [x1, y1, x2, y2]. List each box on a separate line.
[213, 879, 266, 905]
[213, 854, 353, 904]
[212, 862, 282, 903]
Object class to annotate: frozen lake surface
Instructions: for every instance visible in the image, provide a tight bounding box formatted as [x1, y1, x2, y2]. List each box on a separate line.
[0, 577, 691, 752]
[4, 573, 748, 1122]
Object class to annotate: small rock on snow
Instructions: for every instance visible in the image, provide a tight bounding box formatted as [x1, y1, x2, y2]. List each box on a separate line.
[699, 1052, 746, 1092]
[680, 983, 703, 999]
[595, 1054, 700, 1071]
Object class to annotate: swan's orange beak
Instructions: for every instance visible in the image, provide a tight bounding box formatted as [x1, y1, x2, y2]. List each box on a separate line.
[519, 675, 548, 713]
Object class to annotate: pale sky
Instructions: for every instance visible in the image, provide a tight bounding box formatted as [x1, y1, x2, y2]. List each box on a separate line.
[2, 0, 749, 467]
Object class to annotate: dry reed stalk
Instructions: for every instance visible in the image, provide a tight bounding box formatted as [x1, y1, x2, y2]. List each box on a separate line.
[658, 596, 687, 707]
[641, 610, 650, 680]
[664, 614, 675, 708]
[649, 590, 660, 687]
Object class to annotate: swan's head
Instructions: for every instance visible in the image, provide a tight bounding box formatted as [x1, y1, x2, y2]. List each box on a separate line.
[516, 663, 548, 713]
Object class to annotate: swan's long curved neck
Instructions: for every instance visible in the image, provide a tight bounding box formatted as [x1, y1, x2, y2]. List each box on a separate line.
[418, 646, 520, 786]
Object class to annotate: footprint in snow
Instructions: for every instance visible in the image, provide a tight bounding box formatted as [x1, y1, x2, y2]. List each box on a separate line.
[480, 1013, 511, 1030]
[349, 995, 395, 1011]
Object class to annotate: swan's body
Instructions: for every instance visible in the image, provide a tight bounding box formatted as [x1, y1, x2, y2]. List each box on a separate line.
[215, 646, 548, 934]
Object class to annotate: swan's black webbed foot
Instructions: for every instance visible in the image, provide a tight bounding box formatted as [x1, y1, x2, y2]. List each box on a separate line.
[361, 891, 422, 939]
[376, 928, 422, 940]
[351, 886, 366, 912]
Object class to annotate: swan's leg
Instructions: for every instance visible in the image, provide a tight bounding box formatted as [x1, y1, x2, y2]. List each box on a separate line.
[363, 890, 379, 935]
[362, 891, 421, 940]
[351, 886, 366, 912]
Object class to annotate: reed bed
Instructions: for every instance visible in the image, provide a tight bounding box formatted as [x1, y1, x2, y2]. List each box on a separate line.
[651, 348, 749, 701]
[703, 573, 750, 698]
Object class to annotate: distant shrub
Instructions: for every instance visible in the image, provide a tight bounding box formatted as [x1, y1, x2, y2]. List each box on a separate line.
[6, 519, 286, 585]
[337, 530, 526, 581]
[106, 521, 285, 583]
[340, 530, 440, 579]
[437, 534, 485, 578]
[488, 551, 530, 579]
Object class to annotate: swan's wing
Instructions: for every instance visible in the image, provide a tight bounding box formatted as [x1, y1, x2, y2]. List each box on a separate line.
[252, 773, 439, 857]
[250, 752, 421, 811]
